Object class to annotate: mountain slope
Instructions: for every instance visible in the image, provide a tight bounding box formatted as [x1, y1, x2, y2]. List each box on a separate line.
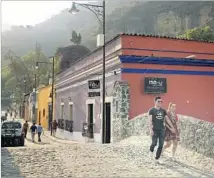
[2, 1, 214, 67]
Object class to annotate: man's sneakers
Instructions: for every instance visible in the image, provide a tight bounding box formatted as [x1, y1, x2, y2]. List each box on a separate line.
[149, 151, 164, 165]
[155, 159, 164, 165]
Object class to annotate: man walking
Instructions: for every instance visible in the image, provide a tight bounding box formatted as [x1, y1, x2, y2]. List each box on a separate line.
[148, 96, 175, 164]
[23, 121, 29, 138]
[30, 123, 37, 142]
[37, 123, 43, 142]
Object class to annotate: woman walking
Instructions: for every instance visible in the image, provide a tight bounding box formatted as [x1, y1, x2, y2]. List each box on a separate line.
[37, 123, 44, 142]
[164, 103, 180, 159]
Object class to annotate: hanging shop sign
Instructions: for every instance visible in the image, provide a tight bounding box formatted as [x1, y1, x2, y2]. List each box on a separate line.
[88, 80, 100, 90]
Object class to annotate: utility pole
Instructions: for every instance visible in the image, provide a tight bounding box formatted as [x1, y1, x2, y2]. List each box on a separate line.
[32, 73, 37, 123]
[51, 57, 55, 136]
[69, 0, 106, 144]
[23, 78, 26, 119]
[35, 57, 55, 136]
[33, 41, 41, 124]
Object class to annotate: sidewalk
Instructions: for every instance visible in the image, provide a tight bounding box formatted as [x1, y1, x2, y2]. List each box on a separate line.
[44, 130, 82, 144]
[20, 118, 83, 145]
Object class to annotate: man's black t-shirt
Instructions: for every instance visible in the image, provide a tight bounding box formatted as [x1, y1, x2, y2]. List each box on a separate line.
[149, 107, 167, 130]
[30, 125, 37, 133]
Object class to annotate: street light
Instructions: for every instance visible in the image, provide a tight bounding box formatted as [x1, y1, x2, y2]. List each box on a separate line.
[69, 1, 106, 144]
[35, 62, 39, 69]
[69, 2, 80, 15]
[21, 75, 38, 120]
[35, 57, 55, 136]
[23, 79, 26, 95]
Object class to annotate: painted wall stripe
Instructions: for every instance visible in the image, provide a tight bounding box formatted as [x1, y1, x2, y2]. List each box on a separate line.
[122, 47, 214, 56]
[121, 68, 214, 76]
[119, 56, 214, 67]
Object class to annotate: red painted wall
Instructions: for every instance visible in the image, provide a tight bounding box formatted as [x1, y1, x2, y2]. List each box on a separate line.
[121, 35, 214, 59]
[122, 63, 214, 123]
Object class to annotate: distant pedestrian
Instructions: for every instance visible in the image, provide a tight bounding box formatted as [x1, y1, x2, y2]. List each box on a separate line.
[23, 121, 29, 138]
[52, 120, 58, 137]
[163, 103, 180, 159]
[148, 96, 175, 164]
[37, 123, 43, 142]
[5, 113, 8, 120]
[30, 123, 37, 142]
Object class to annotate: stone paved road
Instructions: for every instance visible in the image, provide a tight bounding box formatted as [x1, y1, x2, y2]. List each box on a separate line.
[1, 133, 214, 178]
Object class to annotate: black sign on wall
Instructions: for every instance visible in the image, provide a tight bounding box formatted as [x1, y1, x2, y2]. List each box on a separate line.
[88, 92, 100, 97]
[144, 77, 167, 94]
[88, 80, 100, 89]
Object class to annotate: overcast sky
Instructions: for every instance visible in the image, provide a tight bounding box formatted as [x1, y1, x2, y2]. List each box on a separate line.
[2, 1, 73, 26]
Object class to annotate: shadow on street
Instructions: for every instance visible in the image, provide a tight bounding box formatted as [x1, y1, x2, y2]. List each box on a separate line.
[164, 159, 214, 178]
[1, 148, 24, 178]
[25, 138, 49, 145]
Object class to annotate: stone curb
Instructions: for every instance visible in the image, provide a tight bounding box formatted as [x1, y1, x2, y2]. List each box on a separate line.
[45, 132, 82, 144]
[20, 119, 85, 145]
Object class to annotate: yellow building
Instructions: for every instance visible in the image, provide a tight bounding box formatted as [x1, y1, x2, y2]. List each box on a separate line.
[37, 85, 54, 130]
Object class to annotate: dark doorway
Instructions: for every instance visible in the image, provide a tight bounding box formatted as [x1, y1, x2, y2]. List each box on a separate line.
[105, 102, 111, 143]
[39, 111, 41, 124]
[87, 104, 94, 139]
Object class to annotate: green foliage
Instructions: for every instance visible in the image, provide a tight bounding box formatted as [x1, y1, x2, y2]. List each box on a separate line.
[70, 30, 82, 45]
[1, 48, 60, 106]
[54, 55, 60, 74]
[178, 26, 214, 41]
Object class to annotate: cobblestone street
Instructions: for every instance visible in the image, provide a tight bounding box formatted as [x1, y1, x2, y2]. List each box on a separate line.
[1, 133, 214, 178]
[2, 1, 214, 178]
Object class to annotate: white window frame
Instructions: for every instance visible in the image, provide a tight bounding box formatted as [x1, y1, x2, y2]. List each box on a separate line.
[60, 103, 64, 119]
[68, 102, 74, 121]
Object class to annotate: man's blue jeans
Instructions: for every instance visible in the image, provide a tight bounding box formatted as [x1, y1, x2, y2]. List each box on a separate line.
[38, 132, 42, 142]
[150, 129, 165, 160]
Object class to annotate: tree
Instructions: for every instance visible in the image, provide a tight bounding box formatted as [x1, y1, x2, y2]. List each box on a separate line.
[1, 66, 13, 106]
[178, 25, 214, 41]
[56, 45, 90, 71]
[70, 30, 82, 45]
[1, 48, 59, 106]
[77, 33, 82, 45]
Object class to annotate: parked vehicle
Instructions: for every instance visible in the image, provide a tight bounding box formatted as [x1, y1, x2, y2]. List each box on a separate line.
[1, 116, 7, 122]
[1, 121, 25, 147]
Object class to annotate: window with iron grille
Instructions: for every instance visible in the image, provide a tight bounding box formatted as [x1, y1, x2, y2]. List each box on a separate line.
[60, 104, 64, 119]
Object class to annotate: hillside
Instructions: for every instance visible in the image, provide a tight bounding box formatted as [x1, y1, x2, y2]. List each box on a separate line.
[2, 1, 214, 67]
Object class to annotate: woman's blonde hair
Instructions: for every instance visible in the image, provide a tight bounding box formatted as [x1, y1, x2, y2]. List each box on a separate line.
[167, 102, 176, 112]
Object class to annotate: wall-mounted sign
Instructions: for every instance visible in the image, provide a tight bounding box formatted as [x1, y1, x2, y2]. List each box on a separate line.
[88, 92, 100, 97]
[144, 77, 167, 94]
[88, 80, 100, 89]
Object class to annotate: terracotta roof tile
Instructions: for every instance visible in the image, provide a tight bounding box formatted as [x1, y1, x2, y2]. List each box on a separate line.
[119, 33, 214, 43]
